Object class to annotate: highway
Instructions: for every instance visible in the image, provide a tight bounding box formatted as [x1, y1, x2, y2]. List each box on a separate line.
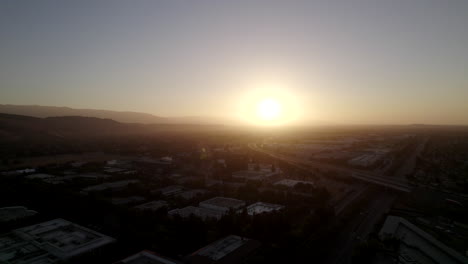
[248, 137, 429, 264]
[330, 191, 398, 264]
[393, 136, 429, 179]
[248, 143, 412, 192]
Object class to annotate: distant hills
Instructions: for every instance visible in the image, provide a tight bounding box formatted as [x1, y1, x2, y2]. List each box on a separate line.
[0, 104, 337, 126]
[0, 113, 229, 159]
[0, 113, 128, 139]
[0, 104, 227, 125]
[0, 113, 225, 144]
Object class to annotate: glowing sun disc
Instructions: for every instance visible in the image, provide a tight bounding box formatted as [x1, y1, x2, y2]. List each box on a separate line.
[256, 98, 282, 121]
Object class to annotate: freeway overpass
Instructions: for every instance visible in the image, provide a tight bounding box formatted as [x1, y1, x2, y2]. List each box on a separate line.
[248, 143, 412, 192]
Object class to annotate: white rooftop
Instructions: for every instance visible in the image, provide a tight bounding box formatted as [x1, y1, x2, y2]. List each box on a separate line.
[274, 179, 314, 188]
[379, 216, 468, 264]
[0, 218, 115, 262]
[247, 202, 284, 216]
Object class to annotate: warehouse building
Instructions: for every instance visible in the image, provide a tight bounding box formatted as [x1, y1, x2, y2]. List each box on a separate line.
[188, 235, 261, 264]
[379, 216, 468, 264]
[199, 197, 245, 214]
[0, 218, 115, 263]
[168, 206, 223, 221]
[115, 250, 181, 264]
[246, 202, 284, 216]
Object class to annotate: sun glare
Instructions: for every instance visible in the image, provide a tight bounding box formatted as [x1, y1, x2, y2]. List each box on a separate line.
[237, 78, 302, 126]
[257, 98, 282, 121]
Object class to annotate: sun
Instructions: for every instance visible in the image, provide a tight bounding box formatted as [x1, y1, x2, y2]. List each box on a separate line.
[237, 82, 301, 126]
[256, 98, 282, 121]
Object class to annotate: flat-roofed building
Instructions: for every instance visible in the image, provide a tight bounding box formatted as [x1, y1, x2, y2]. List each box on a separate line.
[274, 179, 314, 188]
[81, 180, 139, 194]
[111, 196, 145, 205]
[75, 172, 111, 179]
[25, 174, 66, 185]
[103, 167, 127, 173]
[0, 233, 56, 264]
[0, 206, 38, 223]
[156, 185, 185, 196]
[247, 163, 281, 173]
[25, 174, 55, 180]
[232, 163, 281, 181]
[199, 197, 245, 214]
[115, 250, 181, 264]
[188, 235, 261, 264]
[175, 176, 200, 185]
[2, 168, 35, 176]
[231, 171, 271, 181]
[379, 216, 468, 264]
[0, 218, 115, 263]
[246, 202, 284, 216]
[134, 200, 168, 212]
[176, 189, 207, 200]
[168, 206, 223, 221]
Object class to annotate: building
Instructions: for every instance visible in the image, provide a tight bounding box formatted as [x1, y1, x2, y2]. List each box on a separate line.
[110, 196, 145, 205]
[176, 189, 207, 200]
[205, 180, 245, 190]
[75, 172, 111, 179]
[247, 163, 280, 173]
[0, 206, 37, 223]
[0, 219, 115, 263]
[175, 176, 201, 185]
[134, 200, 168, 212]
[379, 216, 468, 264]
[25, 173, 111, 185]
[274, 179, 314, 188]
[159, 156, 173, 164]
[156, 185, 185, 196]
[25, 174, 55, 180]
[103, 167, 127, 173]
[347, 151, 387, 167]
[168, 206, 223, 221]
[2, 168, 35, 176]
[188, 235, 261, 264]
[232, 163, 281, 181]
[135, 156, 173, 165]
[115, 250, 181, 264]
[25, 174, 65, 184]
[106, 159, 132, 168]
[199, 197, 246, 214]
[81, 180, 139, 194]
[246, 202, 284, 216]
[231, 171, 271, 181]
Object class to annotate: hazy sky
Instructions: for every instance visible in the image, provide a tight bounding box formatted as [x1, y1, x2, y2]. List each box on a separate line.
[1, 0, 468, 125]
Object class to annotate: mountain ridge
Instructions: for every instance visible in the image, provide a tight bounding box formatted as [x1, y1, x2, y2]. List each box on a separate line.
[0, 104, 228, 125]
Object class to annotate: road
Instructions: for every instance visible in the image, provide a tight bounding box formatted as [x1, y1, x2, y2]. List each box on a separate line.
[333, 184, 369, 216]
[248, 137, 429, 264]
[329, 137, 428, 264]
[330, 191, 398, 264]
[248, 143, 412, 192]
[393, 136, 429, 179]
